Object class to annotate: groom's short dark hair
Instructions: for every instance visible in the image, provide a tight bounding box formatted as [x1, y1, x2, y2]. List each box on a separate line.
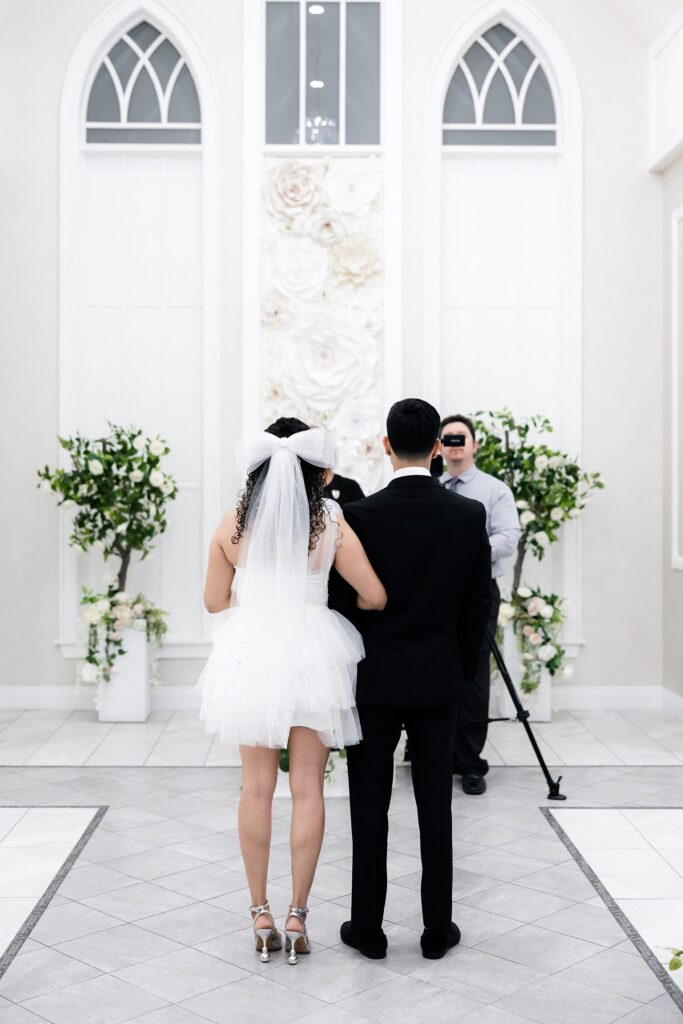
[387, 399, 440, 458]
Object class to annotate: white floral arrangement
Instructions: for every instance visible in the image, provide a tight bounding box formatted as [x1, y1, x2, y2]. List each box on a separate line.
[79, 588, 167, 685]
[262, 157, 383, 493]
[498, 588, 572, 695]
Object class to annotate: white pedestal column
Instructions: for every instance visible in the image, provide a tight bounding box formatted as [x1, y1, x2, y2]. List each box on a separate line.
[97, 626, 150, 723]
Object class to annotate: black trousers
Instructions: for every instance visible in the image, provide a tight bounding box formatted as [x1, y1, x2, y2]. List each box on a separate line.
[452, 578, 500, 777]
[347, 701, 457, 934]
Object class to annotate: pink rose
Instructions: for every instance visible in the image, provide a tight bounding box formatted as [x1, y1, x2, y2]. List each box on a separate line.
[527, 597, 544, 616]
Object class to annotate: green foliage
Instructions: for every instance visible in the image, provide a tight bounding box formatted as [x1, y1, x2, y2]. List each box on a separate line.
[670, 949, 682, 971]
[38, 423, 177, 592]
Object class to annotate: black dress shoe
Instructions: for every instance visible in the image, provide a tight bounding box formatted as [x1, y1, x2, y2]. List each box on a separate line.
[462, 772, 487, 795]
[421, 921, 461, 959]
[340, 921, 387, 959]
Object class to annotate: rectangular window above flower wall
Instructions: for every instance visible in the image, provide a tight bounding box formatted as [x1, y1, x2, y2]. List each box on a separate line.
[265, 1, 381, 146]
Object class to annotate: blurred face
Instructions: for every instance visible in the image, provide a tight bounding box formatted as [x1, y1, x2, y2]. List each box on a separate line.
[440, 420, 478, 472]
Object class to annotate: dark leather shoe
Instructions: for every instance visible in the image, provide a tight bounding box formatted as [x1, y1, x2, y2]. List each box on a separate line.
[462, 772, 487, 795]
[340, 921, 387, 959]
[420, 921, 461, 959]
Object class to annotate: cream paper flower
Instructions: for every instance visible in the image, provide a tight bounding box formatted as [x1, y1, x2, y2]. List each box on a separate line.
[309, 209, 347, 246]
[333, 233, 381, 285]
[265, 160, 323, 222]
[280, 318, 377, 413]
[269, 238, 329, 301]
[262, 291, 292, 329]
[326, 162, 381, 217]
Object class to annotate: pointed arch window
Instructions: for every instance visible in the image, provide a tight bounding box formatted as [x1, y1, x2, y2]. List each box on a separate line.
[442, 22, 556, 146]
[86, 19, 201, 144]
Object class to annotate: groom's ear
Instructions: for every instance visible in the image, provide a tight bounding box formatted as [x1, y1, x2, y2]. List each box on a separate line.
[382, 436, 392, 456]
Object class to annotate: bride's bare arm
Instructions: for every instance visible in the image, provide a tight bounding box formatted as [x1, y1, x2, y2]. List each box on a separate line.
[203, 511, 238, 613]
[334, 518, 387, 611]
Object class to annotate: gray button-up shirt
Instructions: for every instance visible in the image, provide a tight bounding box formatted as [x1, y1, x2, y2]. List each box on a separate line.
[440, 465, 521, 579]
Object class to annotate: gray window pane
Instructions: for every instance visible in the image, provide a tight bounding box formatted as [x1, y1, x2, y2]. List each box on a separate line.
[482, 23, 516, 53]
[306, 1, 339, 144]
[483, 69, 514, 123]
[128, 66, 161, 122]
[505, 40, 534, 93]
[266, 2, 300, 144]
[108, 39, 137, 90]
[346, 2, 380, 144]
[443, 128, 556, 146]
[462, 40, 492, 93]
[150, 38, 182, 92]
[443, 65, 475, 124]
[523, 65, 555, 124]
[86, 127, 201, 143]
[127, 20, 160, 52]
[87, 64, 120, 122]
[168, 64, 201, 123]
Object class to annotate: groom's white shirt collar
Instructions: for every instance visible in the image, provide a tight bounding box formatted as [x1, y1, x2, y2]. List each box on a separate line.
[392, 467, 431, 480]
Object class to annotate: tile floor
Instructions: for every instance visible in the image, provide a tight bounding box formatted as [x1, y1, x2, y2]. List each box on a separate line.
[0, 764, 681, 1023]
[2, 707, 683, 767]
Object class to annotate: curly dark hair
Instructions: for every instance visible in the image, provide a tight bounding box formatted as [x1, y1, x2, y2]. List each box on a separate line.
[232, 417, 328, 551]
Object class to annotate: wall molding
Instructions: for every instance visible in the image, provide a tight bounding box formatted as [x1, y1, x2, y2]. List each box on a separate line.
[672, 204, 683, 570]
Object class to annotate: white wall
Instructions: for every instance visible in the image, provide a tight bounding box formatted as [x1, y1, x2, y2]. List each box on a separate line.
[0, 0, 669, 699]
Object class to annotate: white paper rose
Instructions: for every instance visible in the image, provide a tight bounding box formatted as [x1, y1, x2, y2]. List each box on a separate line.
[269, 238, 329, 300]
[333, 234, 381, 285]
[129, 469, 144, 483]
[550, 507, 564, 522]
[150, 439, 165, 457]
[89, 459, 103, 476]
[265, 160, 323, 221]
[534, 454, 549, 471]
[83, 607, 101, 625]
[280, 318, 378, 413]
[262, 291, 292, 329]
[133, 434, 146, 451]
[326, 162, 381, 217]
[538, 643, 557, 663]
[149, 470, 164, 488]
[80, 662, 100, 683]
[517, 586, 532, 598]
[520, 510, 536, 527]
[309, 209, 347, 246]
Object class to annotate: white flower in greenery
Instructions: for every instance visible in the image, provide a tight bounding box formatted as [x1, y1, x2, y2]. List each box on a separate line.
[129, 469, 144, 483]
[61, 499, 74, 509]
[516, 499, 529, 510]
[80, 662, 100, 683]
[535, 532, 550, 547]
[160, 479, 174, 496]
[95, 599, 110, 613]
[326, 162, 381, 216]
[498, 602, 515, 626]
[133, 603, 144, 616]
[527, 597, 544, 616]
[562, 664, 574, 679]
[83, 607, 101, 625]
[550, 507, 564, 522]
[529, 632, 542, 646]
[133, 434, 146, 451]
[269, 238, 329, 300]
[93, 540, 105, 551]
[534, 454, 549, 471]
[548, 455, 565, 470]
[540, 604, 554, 620]
[523, 652, 535, 662]
[150, 439, 165, 457]
[40, 479, 53, 493]
[520, 510, 536, 527]
[538, 643, 557, 663]
[114, 592, 129, 604]
[569, 508, 581, 519]
[280, 317, 377, 413]
[115, 522, 128, 534]
[89, 459, 103, 476]
[517, 586, 532, 598]
[149, 504, 157, 517]
[149, 470, 164, 488]
[115, 605, 133, 627]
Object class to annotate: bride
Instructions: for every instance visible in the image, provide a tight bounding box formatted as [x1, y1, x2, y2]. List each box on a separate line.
[197, 417, 386, 965]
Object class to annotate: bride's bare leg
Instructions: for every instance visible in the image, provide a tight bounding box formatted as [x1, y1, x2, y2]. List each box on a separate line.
[238, 745, 280, 928]
[287, 726, 330, 931]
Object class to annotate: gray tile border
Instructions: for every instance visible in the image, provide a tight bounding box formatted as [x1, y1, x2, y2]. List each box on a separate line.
[543, 806, 683, 1013]
[0, 805, 106, 981]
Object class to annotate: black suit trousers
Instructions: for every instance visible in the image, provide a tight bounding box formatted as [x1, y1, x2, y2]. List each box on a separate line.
[452, 579, 500, 776]
[347, 702, 457, 934]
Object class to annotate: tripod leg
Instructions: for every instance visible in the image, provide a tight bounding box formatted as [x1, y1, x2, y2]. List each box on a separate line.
[487, 628, 566, 801]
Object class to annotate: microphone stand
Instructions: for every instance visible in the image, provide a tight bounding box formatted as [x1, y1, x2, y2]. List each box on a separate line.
[486, 627, 566, 800]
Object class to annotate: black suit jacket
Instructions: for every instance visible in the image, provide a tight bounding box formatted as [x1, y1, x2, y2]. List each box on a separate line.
[324, 473, 365, 507]
[341, 474, 491, 706]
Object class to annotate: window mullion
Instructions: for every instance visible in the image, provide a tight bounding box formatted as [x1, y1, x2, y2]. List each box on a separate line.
[339, 0, 347, 146]
[299, 0, 307, 145]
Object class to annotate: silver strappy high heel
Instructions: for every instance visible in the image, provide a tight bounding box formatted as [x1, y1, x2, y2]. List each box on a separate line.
[284, 905, 311, 965]
[251, 901, 281, 963]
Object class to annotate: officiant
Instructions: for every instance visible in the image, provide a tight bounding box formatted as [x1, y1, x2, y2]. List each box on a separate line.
[439, 414, 521, 796]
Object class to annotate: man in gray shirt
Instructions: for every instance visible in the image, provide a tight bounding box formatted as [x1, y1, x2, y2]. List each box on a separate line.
[439, 414, 521, 795]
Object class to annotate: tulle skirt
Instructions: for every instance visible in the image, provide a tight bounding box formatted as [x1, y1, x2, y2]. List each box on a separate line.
[197, 604, 364, 749]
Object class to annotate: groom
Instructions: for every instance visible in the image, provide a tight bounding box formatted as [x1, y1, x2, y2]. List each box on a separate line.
[339, 398, 492, 960]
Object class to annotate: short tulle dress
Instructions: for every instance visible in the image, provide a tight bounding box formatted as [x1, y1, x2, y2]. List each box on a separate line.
[197, 499, 364, 749]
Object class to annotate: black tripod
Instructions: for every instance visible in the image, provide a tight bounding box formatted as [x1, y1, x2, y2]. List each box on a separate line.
[486, 627, 566, 800]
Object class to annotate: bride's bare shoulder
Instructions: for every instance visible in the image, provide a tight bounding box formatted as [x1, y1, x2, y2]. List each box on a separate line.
[213, 509, 239, 561]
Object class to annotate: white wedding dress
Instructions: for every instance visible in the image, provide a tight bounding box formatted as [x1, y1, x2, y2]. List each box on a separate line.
[197, 444, 364, 749]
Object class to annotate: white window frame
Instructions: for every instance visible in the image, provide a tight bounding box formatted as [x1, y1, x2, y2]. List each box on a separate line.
[58, 0, 221, 659]
[424, 0, 584, 652]
[243, 0, 402, 441]
[672, 205, 683, 571]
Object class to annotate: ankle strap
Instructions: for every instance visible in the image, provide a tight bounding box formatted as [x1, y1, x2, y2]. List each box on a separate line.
[250, 901, 271, 915]
[288, 905, 309, 922]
